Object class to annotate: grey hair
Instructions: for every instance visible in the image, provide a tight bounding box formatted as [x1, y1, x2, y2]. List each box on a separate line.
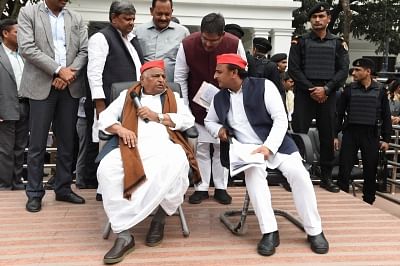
[109, 1, 136, 22]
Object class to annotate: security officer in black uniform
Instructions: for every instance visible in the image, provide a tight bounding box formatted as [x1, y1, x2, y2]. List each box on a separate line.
[249, 37, 284, 101]
[335, 58, 392, 204]
[288, 2, 349, 192]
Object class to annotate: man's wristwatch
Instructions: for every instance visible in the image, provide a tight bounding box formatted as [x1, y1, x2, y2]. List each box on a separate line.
[158, 113, 164, 124]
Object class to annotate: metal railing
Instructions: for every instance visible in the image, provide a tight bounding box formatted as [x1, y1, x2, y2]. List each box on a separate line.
[23, 132, 57, 183]
[387, 125, 400, 195]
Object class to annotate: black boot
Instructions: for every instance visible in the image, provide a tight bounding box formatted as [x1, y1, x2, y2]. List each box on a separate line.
[362, 195, 375, 205]
[320, 176, 339, 193]
[337, 178, 350, 193]
[320, 167, 339, 193]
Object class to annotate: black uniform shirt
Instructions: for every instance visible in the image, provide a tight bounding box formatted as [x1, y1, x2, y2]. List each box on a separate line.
[336, 80, 392, 142]
[288, 30, 349, 94]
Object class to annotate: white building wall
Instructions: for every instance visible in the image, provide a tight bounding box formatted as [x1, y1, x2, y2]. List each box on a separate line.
[68, 0, 399, 69]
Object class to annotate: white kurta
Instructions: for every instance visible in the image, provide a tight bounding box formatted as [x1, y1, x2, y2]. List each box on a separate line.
[205, 79, 322, 236]
[97, 90, 194, 233]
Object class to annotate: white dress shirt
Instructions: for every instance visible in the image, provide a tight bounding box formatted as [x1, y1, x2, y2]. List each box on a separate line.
[44, 2, 66, 73]
[2, 43, 24, 92]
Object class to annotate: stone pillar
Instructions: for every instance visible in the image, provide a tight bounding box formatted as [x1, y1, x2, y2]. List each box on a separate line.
[252, 28, 271, 40]
[269, 28, 295, 56]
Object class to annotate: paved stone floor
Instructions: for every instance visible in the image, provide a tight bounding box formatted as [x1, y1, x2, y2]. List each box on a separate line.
[1, 186, 400, 266]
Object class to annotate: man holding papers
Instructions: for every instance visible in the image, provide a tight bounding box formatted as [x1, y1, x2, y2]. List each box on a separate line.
[174, 13, 247, 205]
[204, 54, 329, 257]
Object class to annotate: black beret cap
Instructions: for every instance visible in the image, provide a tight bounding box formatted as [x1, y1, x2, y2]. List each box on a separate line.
[352, 58, 376, 73]
[308, 2, 331, 20]
[270, 53, 287, 63]
[253, 37, 272, 54]
[224, 24, 244, 39]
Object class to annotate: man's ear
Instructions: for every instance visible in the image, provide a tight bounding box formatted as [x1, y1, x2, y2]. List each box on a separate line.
[326, 14, 332, 24]
[110, 14, 116, 23]
[232, 68, 239, 77]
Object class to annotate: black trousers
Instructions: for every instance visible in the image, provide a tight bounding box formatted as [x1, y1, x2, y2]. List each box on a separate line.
[26, 88, 78, 199]
[0, 102, 29, 189]
[338, 125, 379, 203]
[292, 90, 336, 172]
[83, 93, 99, 186]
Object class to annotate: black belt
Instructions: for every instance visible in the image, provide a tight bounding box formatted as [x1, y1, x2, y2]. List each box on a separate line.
[18, 98, 29, 103]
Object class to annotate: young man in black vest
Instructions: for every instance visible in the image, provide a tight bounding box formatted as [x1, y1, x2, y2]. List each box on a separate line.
[205, 53, 329, 256]
[88, 1, 144, 133]
[336, 58, 392, 204]
[288, 2, 349, 193]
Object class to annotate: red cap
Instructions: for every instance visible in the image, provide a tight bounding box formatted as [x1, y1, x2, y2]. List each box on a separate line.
[216, 53, 247, 69]
[140, 60, 165, 74]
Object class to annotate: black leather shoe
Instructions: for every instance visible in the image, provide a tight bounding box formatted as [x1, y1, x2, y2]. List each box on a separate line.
[307, 232, 329, 254]
[96, 193, 103, 201]
[146, 221, 165, 247]
[257, 231, 280, 256]
[338, 181, 350, 193]
[188, 191, 209, 204]
[103, 235, 135, 264]
[26, 197, 42, 212]
[363, 196, 375, 205]
[320, 178, 340, 193]
[213, 189, 232, 205]
[55, 191, 85, 204]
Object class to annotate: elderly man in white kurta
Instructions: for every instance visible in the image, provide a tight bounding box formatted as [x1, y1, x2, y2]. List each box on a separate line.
[97, 60, 198, 264]
[204, 54, 329, 257]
